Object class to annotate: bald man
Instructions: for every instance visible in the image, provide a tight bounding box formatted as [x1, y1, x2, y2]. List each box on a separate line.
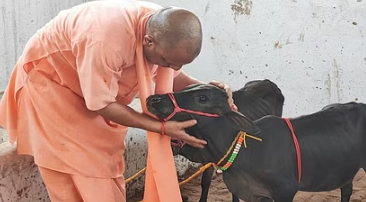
[0, 0, 236, 201]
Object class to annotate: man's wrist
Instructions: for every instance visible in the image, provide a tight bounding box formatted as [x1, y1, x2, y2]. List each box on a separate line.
[140, 112, 163, 134]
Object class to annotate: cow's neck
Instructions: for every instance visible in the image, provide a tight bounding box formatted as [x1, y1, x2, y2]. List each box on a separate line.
[193, 117, 247, 165]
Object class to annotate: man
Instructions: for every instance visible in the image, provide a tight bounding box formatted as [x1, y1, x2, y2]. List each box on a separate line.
[0, 0, 236, 201]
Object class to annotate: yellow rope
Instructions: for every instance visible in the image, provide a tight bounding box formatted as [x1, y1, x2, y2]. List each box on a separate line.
[127, 131, 262, 201]
[177, 131, 257, 186]
[178, 162, 214, 186]
[126, 132, 263, 184]
[125, 167, 146, 183]
[242, 132, 263, 148]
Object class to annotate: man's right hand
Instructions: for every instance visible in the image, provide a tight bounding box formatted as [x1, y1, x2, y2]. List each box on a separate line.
[162, 119, 207, 149]
[96, 101, 207, 149]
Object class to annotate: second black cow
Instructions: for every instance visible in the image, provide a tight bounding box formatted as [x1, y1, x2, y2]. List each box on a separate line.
[147, 83, 366, 202]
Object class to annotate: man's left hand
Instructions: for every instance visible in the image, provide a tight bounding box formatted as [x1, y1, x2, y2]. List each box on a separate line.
[208, 80, 238, 111]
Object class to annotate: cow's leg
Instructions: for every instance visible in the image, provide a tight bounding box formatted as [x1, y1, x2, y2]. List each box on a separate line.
[231, 193, 240, 202]
[199, 166, 214, 202]
[340, 182, 353, 202]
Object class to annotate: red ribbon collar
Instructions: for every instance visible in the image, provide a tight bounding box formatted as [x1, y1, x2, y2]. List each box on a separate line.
[283, 118, 302, 182]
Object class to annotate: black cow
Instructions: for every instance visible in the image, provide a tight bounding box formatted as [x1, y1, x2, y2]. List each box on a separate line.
[170, 79, 285, 202]
[147, 83, 366, 202]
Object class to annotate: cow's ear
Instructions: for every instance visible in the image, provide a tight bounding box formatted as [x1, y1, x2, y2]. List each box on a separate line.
[224, 111, 261, 135]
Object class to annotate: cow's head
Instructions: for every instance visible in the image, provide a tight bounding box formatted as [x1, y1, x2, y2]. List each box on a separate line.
[234, 79, 285, 118]
[146, 83, 261, 158]
[147, 84, 231, 121]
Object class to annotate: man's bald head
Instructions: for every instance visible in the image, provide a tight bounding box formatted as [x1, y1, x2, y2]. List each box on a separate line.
[146, 6, 203, 58]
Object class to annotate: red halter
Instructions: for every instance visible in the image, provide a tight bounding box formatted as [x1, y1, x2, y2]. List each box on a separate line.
[162, 93, 220, 148]
[162, 93, 220, 122]
[283, 118, 302, 182]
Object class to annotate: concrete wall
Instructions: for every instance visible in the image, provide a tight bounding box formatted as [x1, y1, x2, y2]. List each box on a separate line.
[146, 0, 366, 117]
[0, 0, 90, 92]
[1, 0, 366, 201]
[0, 139, 50, 202]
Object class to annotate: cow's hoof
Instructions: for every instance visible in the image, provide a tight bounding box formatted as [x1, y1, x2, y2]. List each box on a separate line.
[181, 194, 189, 202]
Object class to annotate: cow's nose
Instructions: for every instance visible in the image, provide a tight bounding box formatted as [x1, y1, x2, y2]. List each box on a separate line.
[150, 96, 161, 103]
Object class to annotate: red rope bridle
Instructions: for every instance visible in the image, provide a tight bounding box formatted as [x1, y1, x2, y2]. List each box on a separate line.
[162, 93, 220, 122]
[161, 93, 220, 147]
[283, 118, 302, 182]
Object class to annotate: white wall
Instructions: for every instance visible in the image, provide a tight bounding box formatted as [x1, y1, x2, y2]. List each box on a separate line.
[145, 0, 366, 117]
[0, 0, 91, 92]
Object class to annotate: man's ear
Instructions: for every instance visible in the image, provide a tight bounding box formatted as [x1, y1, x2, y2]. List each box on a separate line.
[143, 35, 155, 46]
[224, 111, 261, 135]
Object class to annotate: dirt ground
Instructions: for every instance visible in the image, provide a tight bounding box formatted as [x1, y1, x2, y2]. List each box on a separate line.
[127, 169, 366, 202]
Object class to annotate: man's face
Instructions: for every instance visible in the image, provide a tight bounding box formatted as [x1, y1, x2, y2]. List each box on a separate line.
[143, 35, 196, 70]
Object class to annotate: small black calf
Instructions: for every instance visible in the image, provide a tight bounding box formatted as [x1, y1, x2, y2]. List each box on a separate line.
[147, 83, 366, 202]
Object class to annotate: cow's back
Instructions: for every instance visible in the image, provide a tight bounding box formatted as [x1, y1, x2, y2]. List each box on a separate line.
[289, 102, 366, 191]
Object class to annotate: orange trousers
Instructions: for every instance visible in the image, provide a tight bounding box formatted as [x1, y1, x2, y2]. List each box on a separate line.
[38, 166, 126, 202]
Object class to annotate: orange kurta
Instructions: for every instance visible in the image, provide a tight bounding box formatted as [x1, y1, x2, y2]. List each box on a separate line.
[0, 0, 180, 179]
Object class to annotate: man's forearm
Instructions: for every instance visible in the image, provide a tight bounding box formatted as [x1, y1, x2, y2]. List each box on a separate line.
[96, 101, 161, 133]
[97, 71, 201, 132]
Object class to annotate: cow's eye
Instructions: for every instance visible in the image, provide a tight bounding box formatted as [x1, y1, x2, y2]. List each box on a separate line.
[198, 95, 208, 103]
